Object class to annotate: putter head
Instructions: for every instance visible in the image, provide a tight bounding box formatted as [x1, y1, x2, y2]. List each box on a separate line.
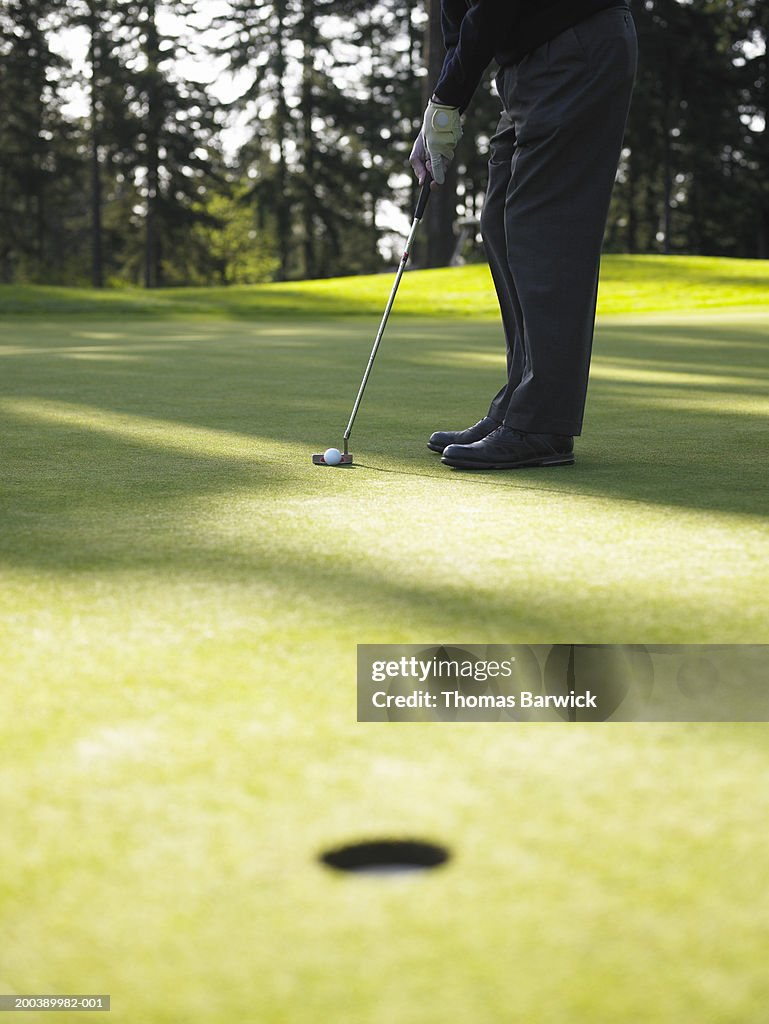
[312, 452, 354, 466]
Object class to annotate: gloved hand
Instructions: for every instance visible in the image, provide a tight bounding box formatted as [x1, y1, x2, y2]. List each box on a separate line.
[409, 100, 462, 186]
[409, 132, 431, 186]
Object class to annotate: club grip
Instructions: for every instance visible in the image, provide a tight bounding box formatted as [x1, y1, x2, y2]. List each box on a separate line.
[414, 175, 433, 221]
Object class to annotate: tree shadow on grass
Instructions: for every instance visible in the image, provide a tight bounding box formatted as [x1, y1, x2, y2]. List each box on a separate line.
[0, 409, 741, 640]
[0, 314, 767, 535]
[332, 316, 769, 518]
[0, 314, 767, 638]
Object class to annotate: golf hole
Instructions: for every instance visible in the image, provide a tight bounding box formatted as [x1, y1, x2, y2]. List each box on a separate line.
[320, 838, 450, 876]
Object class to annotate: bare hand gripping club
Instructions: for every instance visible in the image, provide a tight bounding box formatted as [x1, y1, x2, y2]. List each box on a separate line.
[312, 176, 433, 466]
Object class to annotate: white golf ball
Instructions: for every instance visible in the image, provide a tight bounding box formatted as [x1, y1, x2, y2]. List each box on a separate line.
[324, 447, 342, 466]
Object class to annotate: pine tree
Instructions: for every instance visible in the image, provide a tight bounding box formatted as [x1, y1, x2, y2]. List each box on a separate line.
[215, 0, 298, 279]
[109, 0, 223, 286]
[735, 0, 769, 256]
[0, 0, 80, 281]
[343, 1, 427, 266]
[604, 0, 760, 257]
[64, 0, 137, 287]
[303, 0, 422, 275]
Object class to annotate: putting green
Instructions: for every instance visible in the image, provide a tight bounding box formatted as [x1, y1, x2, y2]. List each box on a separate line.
[1, 263, 769, 1022]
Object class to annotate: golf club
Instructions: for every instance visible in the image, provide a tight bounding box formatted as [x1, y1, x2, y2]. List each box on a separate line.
[313, 174, 433, 466]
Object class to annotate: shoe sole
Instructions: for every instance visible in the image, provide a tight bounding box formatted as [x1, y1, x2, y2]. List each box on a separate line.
[441, 453, 575, 470]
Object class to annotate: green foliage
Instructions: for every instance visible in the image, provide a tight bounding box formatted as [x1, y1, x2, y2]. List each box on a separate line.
[189, 190, 280, 285]
[1, 1, 768, 285]
[219, 0, 421, 280]
[606, 0, 769, 258]
[0, 0, 83, 282]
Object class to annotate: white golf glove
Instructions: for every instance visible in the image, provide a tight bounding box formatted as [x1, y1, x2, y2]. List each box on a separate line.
[419, 100, 462, 185]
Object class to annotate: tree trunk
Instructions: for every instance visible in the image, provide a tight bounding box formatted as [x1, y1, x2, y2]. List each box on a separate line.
[299, 0, 317, 279]
[757, 208, 769, 261]
[644, 178, 657, 253]
[661, 73, 672, 255]
[274, 0, 291, 280]
[144, 0, 161, 288]
[758, 11, 769, 258]
[88, 2, 103, 289]
[626, 150, 637, 254]
[367, 20, 381, 267]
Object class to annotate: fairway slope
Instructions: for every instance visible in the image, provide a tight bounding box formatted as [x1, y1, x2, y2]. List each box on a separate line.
[2, 254, 769, 320]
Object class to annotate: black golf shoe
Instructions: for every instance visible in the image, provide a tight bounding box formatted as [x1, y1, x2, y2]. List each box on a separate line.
[427, 416, 498, 454]
[441, 425, 575, 469]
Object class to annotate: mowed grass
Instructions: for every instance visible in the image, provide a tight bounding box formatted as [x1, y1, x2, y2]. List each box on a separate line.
[2, 252, 769, 319]
[1, 258, 769, 1023]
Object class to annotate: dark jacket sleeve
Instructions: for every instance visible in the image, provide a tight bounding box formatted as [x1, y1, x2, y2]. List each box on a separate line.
[434, 1, 513, 110]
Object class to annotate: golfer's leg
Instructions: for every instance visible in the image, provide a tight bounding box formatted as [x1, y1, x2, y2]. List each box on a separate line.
[480, 111, 526, 422]
[499, 8, 637, 436]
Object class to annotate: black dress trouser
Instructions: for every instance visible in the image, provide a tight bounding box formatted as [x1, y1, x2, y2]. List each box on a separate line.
[482, 7, 637, 436]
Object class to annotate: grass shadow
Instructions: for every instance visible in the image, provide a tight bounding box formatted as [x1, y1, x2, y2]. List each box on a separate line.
[0, 313, 767, 559]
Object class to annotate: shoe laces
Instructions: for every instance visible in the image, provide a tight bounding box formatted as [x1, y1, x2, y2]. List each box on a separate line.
[489, 425, 524, 441]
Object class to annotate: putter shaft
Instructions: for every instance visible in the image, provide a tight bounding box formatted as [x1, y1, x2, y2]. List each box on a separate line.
[342, 178, 432, 455]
